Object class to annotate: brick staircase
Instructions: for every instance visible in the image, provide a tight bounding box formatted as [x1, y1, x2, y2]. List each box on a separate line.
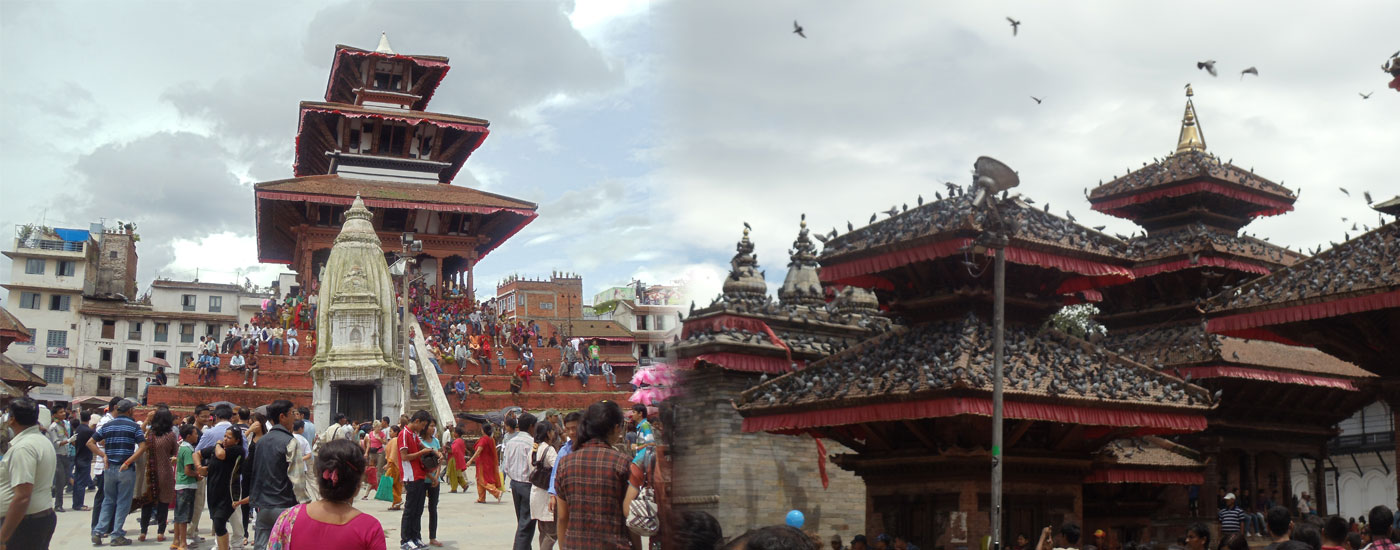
[144, 337, 317, 416]
[143, 326, 637, 418]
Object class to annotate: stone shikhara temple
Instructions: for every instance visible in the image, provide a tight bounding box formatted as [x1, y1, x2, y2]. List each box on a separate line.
[680, 87, 1396, 546]
[254, 33, 537, 299]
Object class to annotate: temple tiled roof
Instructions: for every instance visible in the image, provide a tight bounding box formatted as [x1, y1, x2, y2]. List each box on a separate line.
[820, 193, 1129, 263]
[1126, 224, 1302, 267]
[0, 354, 46, 388]
[1207, 221, 1399, 312]
[1089, 150, 1295, 205]
[256, 175, 537, 211]
[0, 306, 32, 345]
[1095, 436, 1203, 469]
[738, 312, 1213, 413]
[1099, 324, 1372, 379]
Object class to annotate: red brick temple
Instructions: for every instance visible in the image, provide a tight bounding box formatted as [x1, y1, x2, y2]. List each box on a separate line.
[1088, 87, 1375, 525]
[148, 34, 541, 416]
[254, 33, 537, 298]
[734, 194, 1213, 548]
[1206, 198, 1400, 502]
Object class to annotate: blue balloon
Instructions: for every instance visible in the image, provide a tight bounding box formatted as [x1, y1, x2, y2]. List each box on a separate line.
[785, 510, 805, 528]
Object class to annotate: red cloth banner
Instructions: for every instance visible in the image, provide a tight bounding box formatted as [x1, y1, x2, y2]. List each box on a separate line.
[1175, 366, 1359, 390]
[1207, 289, 1400, 333]
[1083, 469, 1203, 485]
[812, 433, 830, 489]
[676, 353, 800, 374]
[1132, 257, 1272, 278]
[1092, 180, 1294, 219]
[741, 396, 1206, 433]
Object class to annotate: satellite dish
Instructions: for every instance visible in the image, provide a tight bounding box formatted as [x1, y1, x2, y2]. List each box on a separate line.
[972, 157, 1020, 207]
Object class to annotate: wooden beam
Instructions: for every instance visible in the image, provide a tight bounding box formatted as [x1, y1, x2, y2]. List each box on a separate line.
[1005, 420, 1034, 448]
[1052, 425, 1085, 452]
[902, 420, 939, 451]
[859, 423, 892, 451]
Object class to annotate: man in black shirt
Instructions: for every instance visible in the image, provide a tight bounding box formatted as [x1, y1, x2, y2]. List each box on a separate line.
[72, 410, 96, 511]
[249, 400, 299, 550]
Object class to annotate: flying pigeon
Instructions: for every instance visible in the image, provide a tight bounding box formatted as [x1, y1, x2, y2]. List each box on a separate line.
[792, 20, 805, 38]
[1006, 17, 1020, 36]
[1030, 96, 1043, 104]
[1364, 191, 1373, 204]
[1240, 66, 1258, 79]
[1197, 60, 1218, 77]
[1339, 187, 1350, 197]
[1360, 92, 1373, 99]
[744, 221, 752, 230]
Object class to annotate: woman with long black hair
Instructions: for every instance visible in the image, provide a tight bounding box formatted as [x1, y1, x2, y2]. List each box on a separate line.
[554, 401, 639, 550]
[138, 406, 177, 543]
[198, 425, 247, 550]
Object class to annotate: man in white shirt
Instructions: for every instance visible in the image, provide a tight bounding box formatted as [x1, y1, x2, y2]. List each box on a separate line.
[0, 397, 57, 549]
[500, 413, 538, 550]
[292, 421, 316, 502]
[230, 352, 245, 371]
[286, 327, 299, 356]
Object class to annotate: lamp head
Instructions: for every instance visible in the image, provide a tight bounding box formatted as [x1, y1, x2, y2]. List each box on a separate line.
[401, 232, 416, 246]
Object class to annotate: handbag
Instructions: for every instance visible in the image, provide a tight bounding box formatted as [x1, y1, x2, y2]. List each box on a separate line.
[374, 473, 395, 502]
[528, 448, 552, 490]
[626, 449, 659, 537]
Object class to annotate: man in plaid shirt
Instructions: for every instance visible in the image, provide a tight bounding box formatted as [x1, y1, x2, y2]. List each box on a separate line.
[1362, 505, 1396, 550]
[554, 402, 637, 550]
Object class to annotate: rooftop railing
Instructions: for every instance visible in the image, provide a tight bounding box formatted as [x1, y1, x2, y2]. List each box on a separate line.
[16, 238, 85, 252]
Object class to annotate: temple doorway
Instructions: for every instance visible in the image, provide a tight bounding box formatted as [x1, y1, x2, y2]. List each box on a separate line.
[332, 382, 379, 424]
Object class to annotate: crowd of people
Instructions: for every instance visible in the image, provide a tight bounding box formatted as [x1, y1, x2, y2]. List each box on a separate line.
[0, 394, 667, 550]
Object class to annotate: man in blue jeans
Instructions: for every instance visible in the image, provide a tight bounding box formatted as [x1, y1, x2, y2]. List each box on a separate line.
[87, 399, 148, 546]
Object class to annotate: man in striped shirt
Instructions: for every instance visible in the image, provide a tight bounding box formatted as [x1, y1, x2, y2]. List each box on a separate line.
[87, 399, 147, 546]
[1218, 493, 1247, 539]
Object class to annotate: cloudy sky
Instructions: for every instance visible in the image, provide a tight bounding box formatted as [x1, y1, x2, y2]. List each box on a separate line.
[2, 1, 1397, 306]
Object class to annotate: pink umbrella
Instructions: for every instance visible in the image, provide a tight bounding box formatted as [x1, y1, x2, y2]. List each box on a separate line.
[631, 368, 658, 386]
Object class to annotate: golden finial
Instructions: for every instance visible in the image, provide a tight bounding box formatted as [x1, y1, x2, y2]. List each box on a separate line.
[1176, 85, 1206, 153]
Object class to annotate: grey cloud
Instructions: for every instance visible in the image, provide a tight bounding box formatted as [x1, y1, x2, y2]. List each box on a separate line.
[57, 131, 249, 283]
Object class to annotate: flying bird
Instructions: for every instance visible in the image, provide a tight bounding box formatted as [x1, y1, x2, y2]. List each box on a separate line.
[1240, 66, 1258, 79]
[1030, 96, 1043, 104]
[1364, 191, 1373, 204]
[1006, 17, 1020, 36]
[1197, 60, 1218, 77]
[1339, 187, 1350, 197]
[1360, 92, 1373, 99]
[792, 20, 805, 38]
[744, 221, 752, 230]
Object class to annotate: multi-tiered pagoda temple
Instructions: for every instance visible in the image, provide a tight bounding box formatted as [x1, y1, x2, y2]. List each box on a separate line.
[1088, 87, 1375, 521]
[254, 34, 537, 298]
[736, 189, 1213, 547]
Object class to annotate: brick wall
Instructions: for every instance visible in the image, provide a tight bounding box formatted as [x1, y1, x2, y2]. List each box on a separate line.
[497, 276, 583, 320]
[97, 231, 138, 298]
[672, 365, 867, 542]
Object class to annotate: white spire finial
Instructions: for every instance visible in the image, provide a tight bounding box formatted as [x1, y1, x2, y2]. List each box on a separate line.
[375, 32, 396, 55]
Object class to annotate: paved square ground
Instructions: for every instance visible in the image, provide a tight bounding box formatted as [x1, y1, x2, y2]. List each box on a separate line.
[50, 482, 522, 549]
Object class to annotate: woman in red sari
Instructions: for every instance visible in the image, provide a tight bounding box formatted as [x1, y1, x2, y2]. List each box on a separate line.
[466, 424, 503, 502]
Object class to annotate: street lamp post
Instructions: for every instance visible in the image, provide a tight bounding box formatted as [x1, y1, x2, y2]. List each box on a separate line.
[971, 156, 1018, 550]
[400, 232, 423, 399]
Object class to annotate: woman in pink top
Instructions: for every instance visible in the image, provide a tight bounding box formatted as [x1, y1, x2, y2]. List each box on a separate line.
[267, 439, 385, 550]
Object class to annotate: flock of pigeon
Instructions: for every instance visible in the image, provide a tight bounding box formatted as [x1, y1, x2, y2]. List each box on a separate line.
[819, 184, 1126, 260]
[1089, 150, 1295, 204]
[1128, 222, 1300, 265]
[740, 311, 1215, 410]
[1195, 59, 1376, 99]
[1209, 221, 1399, 311]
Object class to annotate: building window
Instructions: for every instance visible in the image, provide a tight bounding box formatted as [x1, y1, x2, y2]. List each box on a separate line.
[209, 295, 223, 312]
[101, 319, 116, 339]
[181, 294, 197, 311]
[127, 321, 142, 341]
[49, 295, 71, 311]
[46, 329, 67, 348]
[97, 376, 111, 396]
[43, 366, 64, 384]
[153, 350, 167, 360]
[179, 351, 193, 367]
[126, 349, 140, 371]
[540, 302, 554, 310]
[180, 323, 195, 343]
[206, 324, 220, 337]
[100, 348, 112, 369]
[19, 292, 40, 309]
[24, 258, 44, 274]
[154, 323, 169, 342]
[109, 250, 118, 259]
[57, 260, 76, 277]
[124, 378, 138, 398]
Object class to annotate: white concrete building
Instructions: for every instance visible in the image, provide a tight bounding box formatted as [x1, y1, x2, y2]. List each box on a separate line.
[1291, 400, 1397, 519]
[1, 224, 101, 401]
[72, 280, 242, 400]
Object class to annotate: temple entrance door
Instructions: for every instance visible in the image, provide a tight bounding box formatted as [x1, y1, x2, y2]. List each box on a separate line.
[332, 383, 378, 424]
